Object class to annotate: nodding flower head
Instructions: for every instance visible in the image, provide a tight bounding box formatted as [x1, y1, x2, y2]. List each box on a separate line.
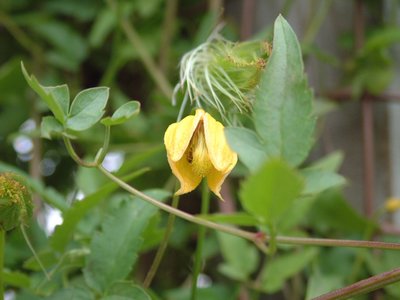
[164, 109, 237, 199]
[0, 173, 33, 231]
[175, 36, 271, 123]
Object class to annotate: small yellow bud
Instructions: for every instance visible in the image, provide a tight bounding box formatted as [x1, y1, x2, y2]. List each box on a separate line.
[385, 197, 400, 213]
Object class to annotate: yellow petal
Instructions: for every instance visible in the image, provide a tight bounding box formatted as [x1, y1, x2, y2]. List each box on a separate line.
[206, 167, 229, 200]
[168, 155, 202, 195]
[203, 112, 238, 172]
[164, 110, 203, 162]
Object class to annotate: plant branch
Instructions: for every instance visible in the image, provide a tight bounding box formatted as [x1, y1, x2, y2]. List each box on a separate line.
[107, 0, 174, 99]
[96, 164, 400, 251]
[63, 136, 97, 168]
[313, 267, 400, 300]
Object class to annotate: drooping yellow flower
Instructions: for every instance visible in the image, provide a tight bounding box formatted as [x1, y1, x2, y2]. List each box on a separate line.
[164, 109, 237, 199]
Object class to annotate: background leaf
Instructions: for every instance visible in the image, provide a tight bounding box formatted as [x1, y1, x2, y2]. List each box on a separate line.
[217, 232, 259, 281]
[261, 248, 318, 293]
[83, 190, 169, 292]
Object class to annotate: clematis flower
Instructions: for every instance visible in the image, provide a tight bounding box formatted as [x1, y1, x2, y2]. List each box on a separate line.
[164, 109, 237, 199]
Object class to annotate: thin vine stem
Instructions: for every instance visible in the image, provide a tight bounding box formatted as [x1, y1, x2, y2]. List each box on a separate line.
[0, 229, 4, 300]
[20, 226, 50, 280]
[143, 192, 180, 288]
[96, 164, 400, 251]
[313, 267, 400, 300]
[191, 181, 210, 300]
[62, 136, 400, 252]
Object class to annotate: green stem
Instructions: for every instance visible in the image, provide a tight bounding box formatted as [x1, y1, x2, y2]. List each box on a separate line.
[95, 125, 111, 165]
[0, 229, 4, 300]
[143, 193, 180, 288]
[96, 165, 400, 251]
[191, 181, 210, 300]
[20, 226, 50, 280]
[107, 0, 174, 99]
[63, 136, 97, 168]
[314, 267, 400, 300]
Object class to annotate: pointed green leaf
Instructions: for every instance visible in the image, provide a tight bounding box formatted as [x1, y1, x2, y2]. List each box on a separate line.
[101, 101, 140, 126]
[83, 190, 170, 292]
[225, 127, 268, 173]
[239, 159, 303, 224]
[67, 87, 109, 131]
[253, 16, 315, 166]
[41, 116, 64, 139]
[21, 62, 69, 123]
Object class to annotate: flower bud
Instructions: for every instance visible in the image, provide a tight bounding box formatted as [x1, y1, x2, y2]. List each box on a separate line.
[0, 173, 33, 231]
[385, 197, 400, 213]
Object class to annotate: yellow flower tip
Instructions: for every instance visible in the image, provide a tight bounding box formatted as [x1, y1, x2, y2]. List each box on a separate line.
[164, 109, 237, 199]
[385, 198, 400, 213]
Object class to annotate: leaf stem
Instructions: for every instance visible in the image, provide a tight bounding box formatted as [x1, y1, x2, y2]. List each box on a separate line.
[0, 229, 4, 300]
[313, 267, 400, 300]
[95, 125, 111, 165]
[63, 136, 97, 168]
[191, 181, 210, 300]
[143, 192, 180, 288]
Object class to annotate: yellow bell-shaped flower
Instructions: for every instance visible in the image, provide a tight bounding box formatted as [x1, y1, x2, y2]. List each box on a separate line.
[164, 109, 237, 199]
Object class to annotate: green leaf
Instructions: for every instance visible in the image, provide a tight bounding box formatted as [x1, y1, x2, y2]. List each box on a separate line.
[301, 169, 346, 195]
[102, 282, 150, 300]
[3, 270, 31, 288]
[253, 16, 315, 166]
[83, 190, 170, 292]
[217, 232, 259, 281]
[225, 127, 268, 173]
[50, 169, 149, 252]
[48, 286, 94, 300]
[101, 101, 140, 126]
[21, 62, 69, 123]
[239, 159, 303, 224]
[67, 87, 109, 131]
[41, 116, 64, 139]
[261, 248, 318, 293]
